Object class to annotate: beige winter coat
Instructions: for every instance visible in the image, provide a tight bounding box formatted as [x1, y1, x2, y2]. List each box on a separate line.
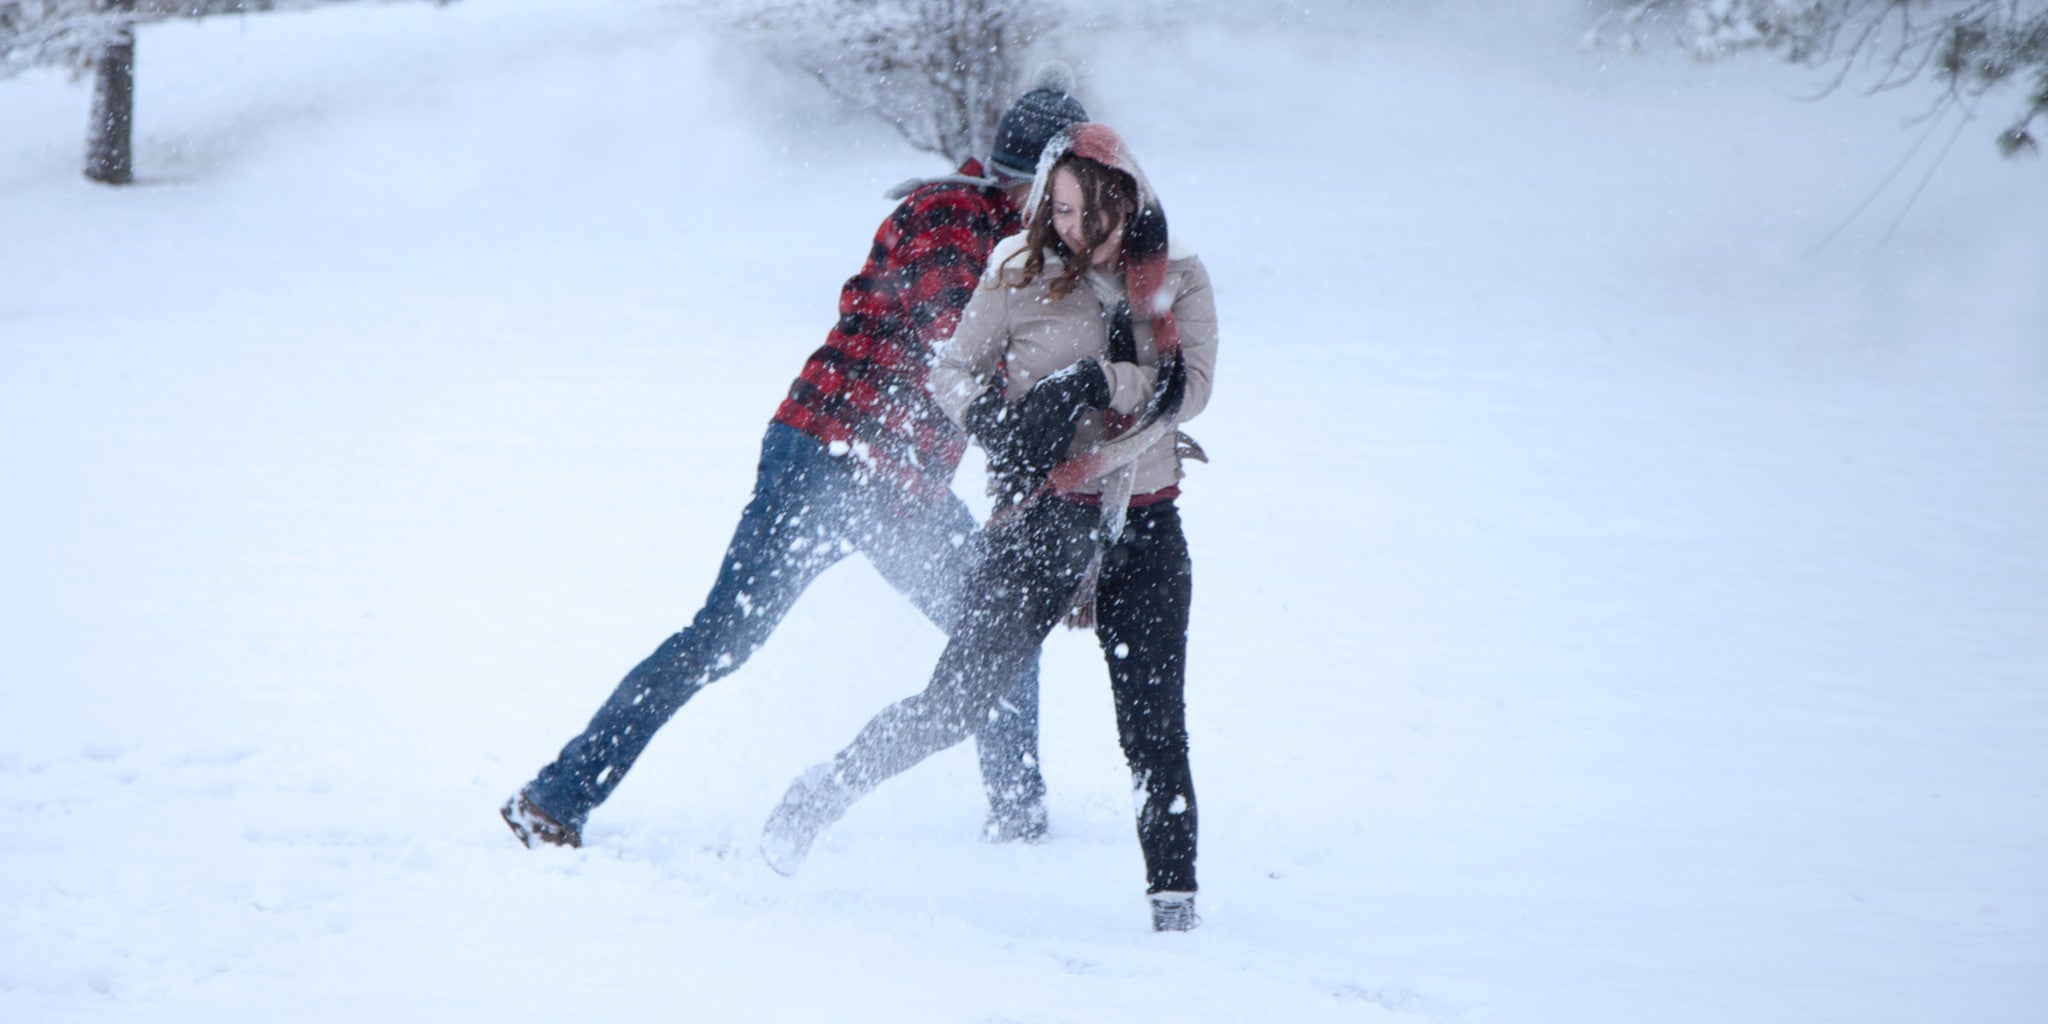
[929, 234, 1219, 498]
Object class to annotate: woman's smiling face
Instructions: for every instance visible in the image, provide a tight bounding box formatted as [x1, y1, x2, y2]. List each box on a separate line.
[1049, 165, 1127, 271]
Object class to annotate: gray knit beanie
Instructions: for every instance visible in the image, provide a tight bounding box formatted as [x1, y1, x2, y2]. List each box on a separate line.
[989, 62, 1088, 181]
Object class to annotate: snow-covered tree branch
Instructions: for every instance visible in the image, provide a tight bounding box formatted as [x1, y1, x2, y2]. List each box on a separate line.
[3, 1, 337, 77]
[1589, 1, 2048, 156]
[4, 0, 444, 183]
[2, 1, 121, 77]
[715, 0, 1057, 165]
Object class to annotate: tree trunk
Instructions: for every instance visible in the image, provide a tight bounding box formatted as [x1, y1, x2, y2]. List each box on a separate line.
[84, 1, 137, 185]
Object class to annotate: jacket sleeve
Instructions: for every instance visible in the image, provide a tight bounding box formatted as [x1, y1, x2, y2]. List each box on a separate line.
[929, 282, 1012, 429]
[887, 188, 1007, 353]
[1100, 256, 1218, 422]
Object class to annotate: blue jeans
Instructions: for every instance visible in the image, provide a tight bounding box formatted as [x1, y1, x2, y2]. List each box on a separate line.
[524, 423, 1044, 831]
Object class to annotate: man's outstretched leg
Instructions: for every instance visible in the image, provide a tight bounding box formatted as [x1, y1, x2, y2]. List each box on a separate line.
[508, 425, 853, 844]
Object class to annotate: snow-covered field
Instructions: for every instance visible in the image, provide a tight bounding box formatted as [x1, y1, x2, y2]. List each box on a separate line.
[3, 2, 2044, 1021]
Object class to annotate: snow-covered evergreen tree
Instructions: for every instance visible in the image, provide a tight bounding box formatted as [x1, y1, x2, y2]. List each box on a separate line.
[1589, 0, 2048, 156]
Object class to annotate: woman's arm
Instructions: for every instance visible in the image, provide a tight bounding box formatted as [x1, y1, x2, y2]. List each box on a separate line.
[1166, 257, 1217, 424]
[928, 282, 1014, 429]
[1099, 257, 1218, 421]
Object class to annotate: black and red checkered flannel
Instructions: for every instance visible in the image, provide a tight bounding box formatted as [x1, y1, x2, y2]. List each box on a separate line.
[773, 160, 1022, 506]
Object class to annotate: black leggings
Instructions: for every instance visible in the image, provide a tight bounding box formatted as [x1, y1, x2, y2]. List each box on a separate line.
[830, 497, 1198, 894]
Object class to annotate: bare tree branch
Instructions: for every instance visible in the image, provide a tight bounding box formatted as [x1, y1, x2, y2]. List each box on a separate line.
[711, 0, 1055, 165]
[1587, 0, 2048, 156]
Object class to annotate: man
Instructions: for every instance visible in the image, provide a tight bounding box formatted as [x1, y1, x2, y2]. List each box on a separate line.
[502, 65, 1089, 850]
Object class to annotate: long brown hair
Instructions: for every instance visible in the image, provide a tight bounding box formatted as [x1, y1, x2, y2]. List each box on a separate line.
[1000, 153, 1140, 300]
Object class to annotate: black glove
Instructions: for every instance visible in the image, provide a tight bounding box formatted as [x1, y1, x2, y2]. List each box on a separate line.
[965, 385, 1035, 505]
[965, 359, 1113, 502]
[1017, 358, 1113, 446]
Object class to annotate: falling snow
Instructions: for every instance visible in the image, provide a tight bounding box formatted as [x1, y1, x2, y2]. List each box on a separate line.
[0, 1, 2042, 1022]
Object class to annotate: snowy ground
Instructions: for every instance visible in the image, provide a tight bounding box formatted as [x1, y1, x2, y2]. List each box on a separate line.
[3, 2, 2045, 1021]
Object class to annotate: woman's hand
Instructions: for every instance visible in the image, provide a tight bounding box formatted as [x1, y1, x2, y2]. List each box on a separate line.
[966, 359, 1112, 502]
[1020, 358, 1112, 436]
[965, 386, 1035, 504]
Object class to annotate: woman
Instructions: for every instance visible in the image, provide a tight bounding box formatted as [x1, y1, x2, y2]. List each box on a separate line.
[760, 123, 1218, 932]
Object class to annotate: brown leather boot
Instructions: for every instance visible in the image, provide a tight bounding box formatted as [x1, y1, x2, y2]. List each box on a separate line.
[500, 793, 582, 849]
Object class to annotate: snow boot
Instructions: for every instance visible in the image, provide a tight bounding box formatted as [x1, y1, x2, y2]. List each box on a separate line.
[1149, 891, 1199, 932]
[760, 763, 857, 876]
[500, 792, 581, 849]
[982, 799, 1049, 844]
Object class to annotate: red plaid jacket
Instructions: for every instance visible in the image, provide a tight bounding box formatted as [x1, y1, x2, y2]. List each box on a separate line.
[773, 160, 1021, 505]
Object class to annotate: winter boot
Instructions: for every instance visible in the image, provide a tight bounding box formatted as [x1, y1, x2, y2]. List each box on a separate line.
[1149, 890, 1199, 932]
[982, 799, 1049, 844]
[760, 763, 857, 876]
[500, 792, 581, 849]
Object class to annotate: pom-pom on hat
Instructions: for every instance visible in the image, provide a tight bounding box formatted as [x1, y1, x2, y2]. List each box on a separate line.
[989, 62, 1089, 181]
